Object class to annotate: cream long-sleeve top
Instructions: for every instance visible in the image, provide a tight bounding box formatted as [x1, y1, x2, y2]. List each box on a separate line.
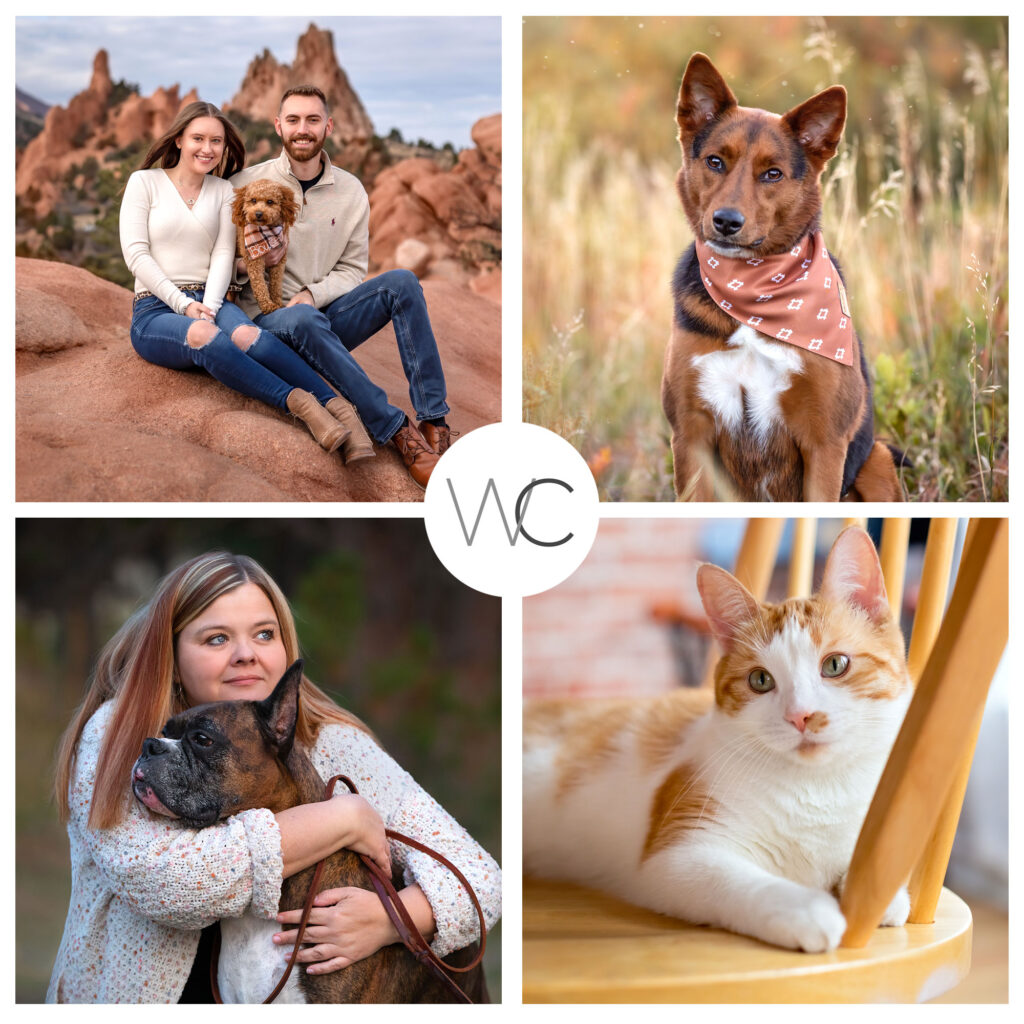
[119, 169, 236, 316]
[230, 150, 369, 319]
[46, 700, 501, 1003]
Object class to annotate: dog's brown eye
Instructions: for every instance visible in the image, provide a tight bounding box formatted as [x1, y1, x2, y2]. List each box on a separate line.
[706, 155, 725, 172]
[761, 167, 784, 182]
[191, 731, 213, 748]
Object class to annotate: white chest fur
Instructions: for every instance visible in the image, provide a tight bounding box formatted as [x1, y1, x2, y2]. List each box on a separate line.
[217, 915, 306, 1003]
[690, 325, 804, 442]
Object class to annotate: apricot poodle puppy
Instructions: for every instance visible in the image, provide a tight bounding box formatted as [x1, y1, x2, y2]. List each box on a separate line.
[232, 179, 300, 315]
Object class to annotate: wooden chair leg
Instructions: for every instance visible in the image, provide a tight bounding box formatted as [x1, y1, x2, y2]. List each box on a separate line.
[907, 706, 985, 923]
[878, 518, 911, 620]
[787, 518, 816, 598]
[839, 518, 1007, 948]
[906, 518, 959, 684]
[701, 519, 784, 687]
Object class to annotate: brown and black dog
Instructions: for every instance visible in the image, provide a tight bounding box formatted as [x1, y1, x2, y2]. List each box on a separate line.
[661, 53, 903, 501]
[133, 662, 487, 1003]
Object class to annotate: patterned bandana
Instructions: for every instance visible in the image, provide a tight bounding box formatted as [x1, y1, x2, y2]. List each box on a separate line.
[694, 231, 854, 366]
[243, 223, 284, 260]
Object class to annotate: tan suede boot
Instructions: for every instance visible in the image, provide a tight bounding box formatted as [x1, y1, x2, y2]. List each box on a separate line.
[286, 390, 349, 453]
[326, 397, 376, 463]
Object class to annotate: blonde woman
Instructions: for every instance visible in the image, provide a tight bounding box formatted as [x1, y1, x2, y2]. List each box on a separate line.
[47, 552, 500, 1002]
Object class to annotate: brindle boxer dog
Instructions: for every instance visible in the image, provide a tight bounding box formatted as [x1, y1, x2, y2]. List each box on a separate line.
[132, 661, 487, 1003]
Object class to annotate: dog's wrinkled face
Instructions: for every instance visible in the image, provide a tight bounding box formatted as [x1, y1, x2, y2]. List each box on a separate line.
[131, 661, 302, 827]
[231, 179, 300, 230]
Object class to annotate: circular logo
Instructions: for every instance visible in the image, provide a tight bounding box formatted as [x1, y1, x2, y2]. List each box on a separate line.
[423, 423, 600, 597]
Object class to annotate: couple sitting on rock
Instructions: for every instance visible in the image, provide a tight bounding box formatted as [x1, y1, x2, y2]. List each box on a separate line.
[119, 86, 450, 490]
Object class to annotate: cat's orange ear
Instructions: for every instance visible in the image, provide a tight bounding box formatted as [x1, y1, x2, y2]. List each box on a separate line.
[819, 527, 891, 624]
[696, 564, 761, 653]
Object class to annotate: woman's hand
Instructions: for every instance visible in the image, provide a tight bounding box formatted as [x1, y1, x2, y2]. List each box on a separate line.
[273, 884, 437, 975]
[184, 300, 217, 321]
[274, 887, 394, 974]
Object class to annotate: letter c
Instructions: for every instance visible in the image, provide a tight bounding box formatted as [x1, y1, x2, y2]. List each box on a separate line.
[516, 478, 574, 547]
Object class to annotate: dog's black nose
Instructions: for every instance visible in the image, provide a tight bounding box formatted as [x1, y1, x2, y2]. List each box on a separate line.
[712, 208, 745, 236]
[142, 737, 165, 758]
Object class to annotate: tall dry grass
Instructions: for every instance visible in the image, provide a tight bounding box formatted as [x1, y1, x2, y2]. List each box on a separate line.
[523, 17, 1008, 501]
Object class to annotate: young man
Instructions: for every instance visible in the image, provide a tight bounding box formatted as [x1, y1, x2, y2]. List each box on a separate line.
[231, 86, 451, 489]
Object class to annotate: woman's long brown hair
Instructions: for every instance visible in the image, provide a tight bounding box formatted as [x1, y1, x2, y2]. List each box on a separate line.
[54, 553, 373, 830]
[137, 100, 245, 179]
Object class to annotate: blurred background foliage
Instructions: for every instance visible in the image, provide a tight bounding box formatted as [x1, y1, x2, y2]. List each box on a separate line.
[16, 518, 501, 1002]
[523, 16, 1007, 501]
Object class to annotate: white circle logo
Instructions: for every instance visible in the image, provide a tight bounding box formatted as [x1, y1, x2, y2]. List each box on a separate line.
[423, 423, 600, 597]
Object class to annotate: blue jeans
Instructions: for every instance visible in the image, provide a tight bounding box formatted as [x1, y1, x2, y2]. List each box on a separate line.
[253, 270, 449, 442]
[130, 289, 337, 410]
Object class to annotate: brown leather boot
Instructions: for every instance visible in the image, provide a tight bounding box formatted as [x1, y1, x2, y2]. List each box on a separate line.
[286, 390, 349, 453]
[391, 421, 439, 489]
[326, 397, 376, 463]
[417, 420, 455, 456]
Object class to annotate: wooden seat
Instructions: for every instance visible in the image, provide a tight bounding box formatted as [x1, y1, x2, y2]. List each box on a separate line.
[523, 517, 1007, 1003]
[523, 878, 971, 1003]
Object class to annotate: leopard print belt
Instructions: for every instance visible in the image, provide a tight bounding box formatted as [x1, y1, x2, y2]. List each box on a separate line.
[132, 283, 207, 304]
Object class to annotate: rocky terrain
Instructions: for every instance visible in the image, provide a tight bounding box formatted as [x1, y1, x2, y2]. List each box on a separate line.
[16, 258, 500, 502]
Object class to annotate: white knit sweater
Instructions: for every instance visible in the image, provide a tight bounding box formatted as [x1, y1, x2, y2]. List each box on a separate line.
[46, 701, 501, 1003]
[119, 169, 236, 316]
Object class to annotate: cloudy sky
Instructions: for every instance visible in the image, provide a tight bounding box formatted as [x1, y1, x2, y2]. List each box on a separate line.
[15, 16, 501, 149]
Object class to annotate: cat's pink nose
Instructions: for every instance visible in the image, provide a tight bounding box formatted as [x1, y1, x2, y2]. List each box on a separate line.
[786, 710, 812, 733]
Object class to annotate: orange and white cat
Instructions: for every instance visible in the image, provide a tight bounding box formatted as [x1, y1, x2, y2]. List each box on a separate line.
[523, 527, 911, 952]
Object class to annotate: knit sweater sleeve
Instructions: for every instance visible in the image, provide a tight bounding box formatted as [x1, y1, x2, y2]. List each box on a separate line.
[69, 704, 284, 930]
[201, 181, 236, 315]
[313, 725, 501, 957]
[119, 171, 192, 315]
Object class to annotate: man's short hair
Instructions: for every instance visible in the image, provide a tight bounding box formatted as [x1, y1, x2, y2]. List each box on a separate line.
[279, 85, 330, 115]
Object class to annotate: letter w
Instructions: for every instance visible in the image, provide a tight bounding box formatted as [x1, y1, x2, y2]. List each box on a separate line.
[447, 478, 534, 546]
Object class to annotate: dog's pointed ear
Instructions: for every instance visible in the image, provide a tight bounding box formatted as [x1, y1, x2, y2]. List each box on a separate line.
[255, 660, 303, 759]
[677, 53, 737, 143]
[782, 85, 847, 166]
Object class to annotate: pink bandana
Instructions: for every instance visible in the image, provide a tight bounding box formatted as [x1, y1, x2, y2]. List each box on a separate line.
[694, 231, 854, 365]
[243, 223, 284, 260]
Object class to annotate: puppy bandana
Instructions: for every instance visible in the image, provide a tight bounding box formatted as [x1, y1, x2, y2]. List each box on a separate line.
[694, 231, 854, 366]
[243, 223, 284, 260]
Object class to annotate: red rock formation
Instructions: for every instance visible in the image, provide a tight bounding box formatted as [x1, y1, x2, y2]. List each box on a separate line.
[16, 258, 500, 502]
[227, 24, 373, 141]
[16, 49, 196, 219]
[368, 114, 501, 302]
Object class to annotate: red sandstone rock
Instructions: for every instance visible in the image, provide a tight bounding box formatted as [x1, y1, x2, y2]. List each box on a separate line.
[15, 258, 500, 503]
[227, 24, 373, 140]
[367, 115, 502, 304]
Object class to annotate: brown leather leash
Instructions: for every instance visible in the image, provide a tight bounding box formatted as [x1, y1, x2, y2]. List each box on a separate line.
[210, 774, 486, 1003]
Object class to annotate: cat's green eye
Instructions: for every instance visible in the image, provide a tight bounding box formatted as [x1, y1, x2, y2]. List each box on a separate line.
[821, 653, 850, 678]
[747, 668, 775, 693]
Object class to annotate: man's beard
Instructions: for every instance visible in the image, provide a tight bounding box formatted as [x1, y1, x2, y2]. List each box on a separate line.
[283, 133, 326, 164]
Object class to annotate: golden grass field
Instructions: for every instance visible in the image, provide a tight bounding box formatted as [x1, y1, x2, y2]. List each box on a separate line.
[523, 16, 1008, 501]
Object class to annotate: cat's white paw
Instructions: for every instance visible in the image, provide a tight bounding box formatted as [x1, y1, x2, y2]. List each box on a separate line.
[761, 889, 846, 953]
[879, 886, 910, 927]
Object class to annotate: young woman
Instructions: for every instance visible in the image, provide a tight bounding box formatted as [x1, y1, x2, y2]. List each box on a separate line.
[119, 101, 373, 461]
[47, 552, 500, 1002]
